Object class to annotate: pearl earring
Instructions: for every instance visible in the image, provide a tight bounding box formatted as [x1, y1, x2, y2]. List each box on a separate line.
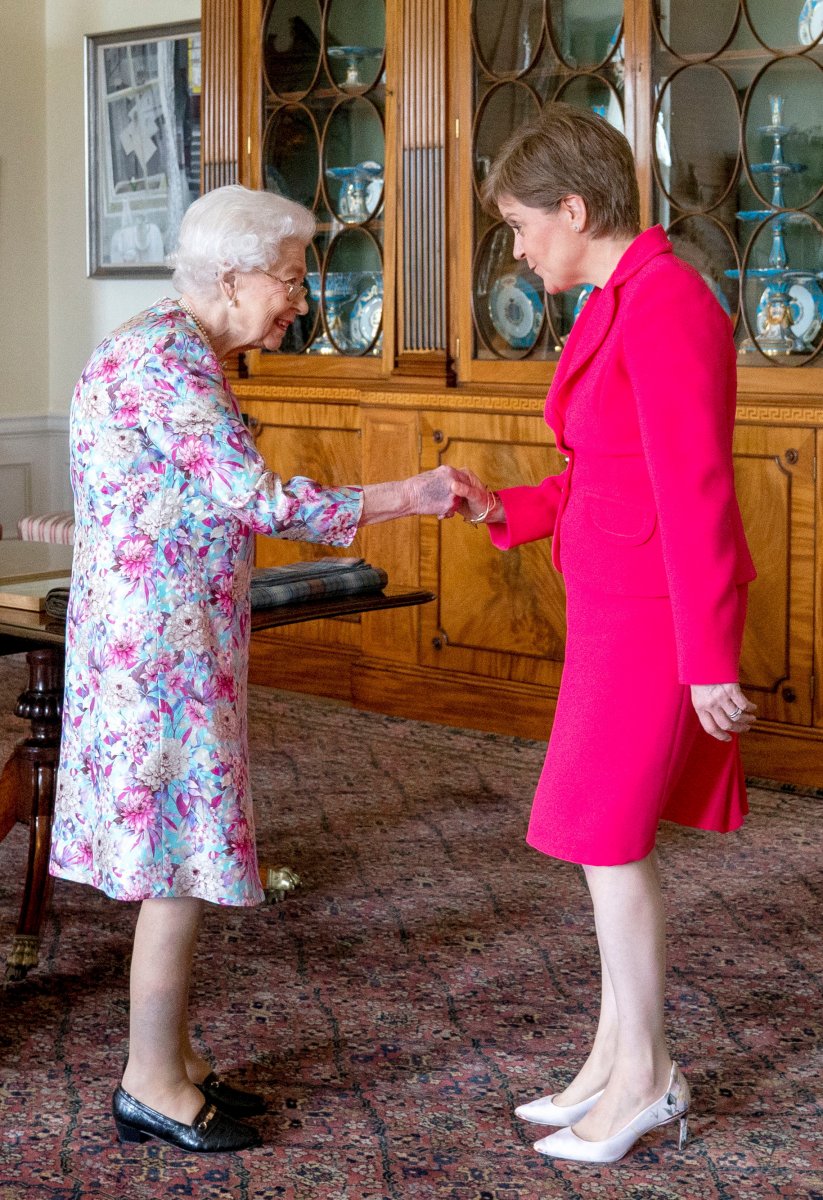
[228, 298, 237, 307]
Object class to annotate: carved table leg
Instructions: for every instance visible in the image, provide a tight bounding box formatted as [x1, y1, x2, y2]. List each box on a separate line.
[5, 648, 64, 982]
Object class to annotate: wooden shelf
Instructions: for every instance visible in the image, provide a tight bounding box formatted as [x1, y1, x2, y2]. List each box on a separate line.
[264, 82, 386, 106]
[653, 43, 823, 68]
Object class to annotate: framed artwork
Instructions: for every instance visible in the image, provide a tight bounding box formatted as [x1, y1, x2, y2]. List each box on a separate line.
[85, 21, 201, 278]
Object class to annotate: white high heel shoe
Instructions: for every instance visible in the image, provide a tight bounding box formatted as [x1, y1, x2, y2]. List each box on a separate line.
[515, 1088, 604, 1127]
[533, 1062, 690, 1164]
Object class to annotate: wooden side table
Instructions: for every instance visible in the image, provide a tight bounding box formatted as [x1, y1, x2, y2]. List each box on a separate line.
[0, 641, 65, 980]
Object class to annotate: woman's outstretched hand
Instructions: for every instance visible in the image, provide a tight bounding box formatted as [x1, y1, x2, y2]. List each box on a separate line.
[406, 466, 468, 519]
[361, 466, 471, 525]
[451, 467, 504, 524]
[690, 683, 757, 742]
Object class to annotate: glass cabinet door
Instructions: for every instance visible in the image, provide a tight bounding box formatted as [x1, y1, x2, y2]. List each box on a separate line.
[260, 0, 387, 360]
[462, 0, 625, 381]
[650, 0, 823, 366]
[458, 0, 823, 381]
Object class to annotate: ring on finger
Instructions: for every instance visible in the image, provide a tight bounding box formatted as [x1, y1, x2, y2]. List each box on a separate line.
[729, 706, 743, 721]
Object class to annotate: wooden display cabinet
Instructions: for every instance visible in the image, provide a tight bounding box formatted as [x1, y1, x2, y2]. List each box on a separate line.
[203, 0, 823, 788]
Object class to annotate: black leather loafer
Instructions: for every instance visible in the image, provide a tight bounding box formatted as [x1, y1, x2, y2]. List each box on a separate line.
[112, 1085, 260, 1152]
[197, 1072, 267, 1118]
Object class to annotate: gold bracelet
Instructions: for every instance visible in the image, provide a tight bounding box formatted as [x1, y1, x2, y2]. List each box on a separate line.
[468, 488, 497, 525]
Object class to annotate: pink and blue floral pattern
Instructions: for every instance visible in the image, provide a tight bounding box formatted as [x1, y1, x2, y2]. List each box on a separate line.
[49, 298, 363, 906]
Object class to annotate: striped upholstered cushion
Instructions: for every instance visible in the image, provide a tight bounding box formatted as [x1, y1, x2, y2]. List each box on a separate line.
[18, 511, 76, 544]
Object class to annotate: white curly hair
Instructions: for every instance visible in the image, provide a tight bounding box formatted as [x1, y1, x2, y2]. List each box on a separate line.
[170, 184, 316, 297]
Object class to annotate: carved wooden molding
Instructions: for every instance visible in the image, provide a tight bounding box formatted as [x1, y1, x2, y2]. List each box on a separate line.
[235, 384, 366, 403]
[362, 392, 545, 413]
[233, 381, 546, 413]
[232, 384, 822, 424]
[736, 405, 823, 424]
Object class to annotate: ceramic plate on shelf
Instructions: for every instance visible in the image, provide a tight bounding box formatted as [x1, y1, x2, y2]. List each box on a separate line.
[488, 274, 543, 349]
[365, 177, 383, 214]
[350, 275, 383, 349]
[788, 278, 823, 344]
[573, 284, 595, 323]
[798, 0, 823, 44]
[756, 278, 823, 347]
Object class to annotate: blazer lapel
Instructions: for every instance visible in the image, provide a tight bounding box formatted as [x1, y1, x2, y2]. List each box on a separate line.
[546, 284, 617, 434]
[546, 226, 674, 437]
[552, 284, 617, 395]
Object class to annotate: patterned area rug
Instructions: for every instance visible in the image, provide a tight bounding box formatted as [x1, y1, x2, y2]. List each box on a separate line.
[0, 653, 821, 1200]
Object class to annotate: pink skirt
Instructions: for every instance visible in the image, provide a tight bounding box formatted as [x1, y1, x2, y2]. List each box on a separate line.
[527, 579, 748, 866]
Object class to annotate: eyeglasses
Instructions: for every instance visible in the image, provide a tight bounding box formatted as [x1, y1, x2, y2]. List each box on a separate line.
[256, 269, 307, 304]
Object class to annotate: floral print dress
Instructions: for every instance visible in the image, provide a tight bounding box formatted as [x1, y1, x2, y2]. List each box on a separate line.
[49, 298, 363, 906]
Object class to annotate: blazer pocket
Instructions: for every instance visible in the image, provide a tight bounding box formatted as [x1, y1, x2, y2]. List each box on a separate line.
[583, 492, 657, 546]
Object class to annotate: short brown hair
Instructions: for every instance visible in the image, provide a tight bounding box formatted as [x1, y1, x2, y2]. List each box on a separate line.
[481, 102, 641, 239]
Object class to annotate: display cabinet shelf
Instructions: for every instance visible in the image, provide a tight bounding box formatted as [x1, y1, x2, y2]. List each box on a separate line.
[655, 45, 823, 65]
[264, 83, 387, 104]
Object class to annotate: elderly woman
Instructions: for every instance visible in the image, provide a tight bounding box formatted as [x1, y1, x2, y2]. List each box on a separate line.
[48, 185, 466, 1153]
[458, 105, 757, 1165]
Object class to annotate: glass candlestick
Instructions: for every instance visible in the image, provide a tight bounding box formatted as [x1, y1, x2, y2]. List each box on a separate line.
[325, 162, 383, 224]
[727, 95, 810, 355]
[327, 45, 382, 90]
[306, 272, 358, 354]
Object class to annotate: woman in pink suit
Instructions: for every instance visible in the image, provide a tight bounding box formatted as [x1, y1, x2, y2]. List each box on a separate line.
[459, 104, 757, 1164]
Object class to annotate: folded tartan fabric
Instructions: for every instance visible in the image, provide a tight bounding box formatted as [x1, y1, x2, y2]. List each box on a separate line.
[251, 556, 366, 586]
[45, 587, 70, 621]
[250, 558, 388, 610]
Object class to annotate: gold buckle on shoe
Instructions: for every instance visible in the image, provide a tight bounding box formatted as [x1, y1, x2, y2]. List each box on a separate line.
[196, 1105, 217, 1133]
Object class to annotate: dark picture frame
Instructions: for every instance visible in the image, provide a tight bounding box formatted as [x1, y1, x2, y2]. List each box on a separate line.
[85, 20, 201, 278]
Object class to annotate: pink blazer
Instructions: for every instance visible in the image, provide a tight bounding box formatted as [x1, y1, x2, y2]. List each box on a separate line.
[489, 225, 756, 684]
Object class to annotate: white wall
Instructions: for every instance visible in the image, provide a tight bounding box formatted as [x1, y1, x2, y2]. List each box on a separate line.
[0, 0, 199, 534]
[46, 0, 200, 414]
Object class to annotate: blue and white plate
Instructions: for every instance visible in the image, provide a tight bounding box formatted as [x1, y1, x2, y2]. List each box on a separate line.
[573, 284, 595, 323]
[788, 278, 823, 344]
[488, 274, 543, 349]
[799, 0, 823, 44]
[350, 274, 383, 350]
[756, 278, 823, 347]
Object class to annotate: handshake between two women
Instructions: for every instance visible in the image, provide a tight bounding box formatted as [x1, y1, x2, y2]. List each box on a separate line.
[359, 464, 500, 528]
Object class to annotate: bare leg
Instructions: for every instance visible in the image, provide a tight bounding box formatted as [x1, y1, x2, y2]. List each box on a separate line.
[180, 980, 213, 1085]
[181, 1031, 213, 1085]
[570, 850, 672, 1141]
[121, 897, 208, 1125]
[552, 943, 617, 1106]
